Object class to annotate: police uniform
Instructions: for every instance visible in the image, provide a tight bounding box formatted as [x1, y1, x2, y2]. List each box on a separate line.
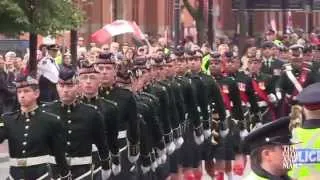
[78, 64, 120, 180]
[38, 44, 60, 102]
[290, 82, 320, 179]
[243, 117, 295, 180]
[102, 61, 140, 180]
[43, 69, 112, 179]
[0, 74, 70, 179]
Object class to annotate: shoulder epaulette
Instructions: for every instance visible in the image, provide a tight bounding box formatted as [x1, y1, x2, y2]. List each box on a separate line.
[41, 110, 61, 120]
[81, 102, 98, 110]
[102, 99, 118, 107]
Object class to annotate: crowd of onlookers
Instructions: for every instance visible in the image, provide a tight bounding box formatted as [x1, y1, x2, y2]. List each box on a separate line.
[1, 27, 320, 115]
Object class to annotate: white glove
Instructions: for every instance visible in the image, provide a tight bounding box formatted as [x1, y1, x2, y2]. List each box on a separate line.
[268, 93, 277, 103]
[141, 165, 151, 174]
[112, 163, 121, 176]
[240, 129, 249, 140]
[101, 169, 112, 180]
[128, 153, 140, 163]
[276, 91, 282, 100]
[193, 132, 204, 145]
[174, 137, 184, 149]
[219, 128, 230, 138]
[203, 129, 212, 139]
[254, 122, 263, 129]
[166, 142, 176, 155]
[160, 153, 167, 164]
[151, 161, 158, 172]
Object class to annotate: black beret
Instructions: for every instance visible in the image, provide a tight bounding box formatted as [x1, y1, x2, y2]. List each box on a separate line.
[15, 74, 38, 88]
[242, 117, 293, 154]
[95, 53, 115, 65]
[174, 45, 185, 57]
[58, 68, 77, 84]
[78, 62, 99, 75]
[210, 52, 221, 61]
[116, 63, 132, 84]
[224, 51, 234, 60]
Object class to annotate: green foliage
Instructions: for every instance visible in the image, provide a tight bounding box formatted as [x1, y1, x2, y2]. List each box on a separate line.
[0, 0, 85, 36]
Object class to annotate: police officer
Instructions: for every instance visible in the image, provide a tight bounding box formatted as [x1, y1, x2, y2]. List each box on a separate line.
[78, 63, 120, 179]
[290, 82, 320, 179]
[38, 44, 60, 102]
[243, 117, 296, 180]
[43, 68, 112, 179]
[0, 74, 70, 179]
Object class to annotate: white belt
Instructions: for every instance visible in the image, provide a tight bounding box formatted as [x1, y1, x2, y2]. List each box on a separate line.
[92, 144, 98, 152]
[257, 101, 268, 107]
[119, 145, 128, 153]
[241, 102, 250, 107]
[10, 155, 55, 167]
[118, 130, 127, 139]
[74, 169, 92, 180]
[67, 156, 92, 166]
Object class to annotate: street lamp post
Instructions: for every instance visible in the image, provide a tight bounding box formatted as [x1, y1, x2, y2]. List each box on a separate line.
[174, 0, 181, 47]
[239, 0, 247, 56]
[26, 0, 38, 76]
[208, 0, 214, 49]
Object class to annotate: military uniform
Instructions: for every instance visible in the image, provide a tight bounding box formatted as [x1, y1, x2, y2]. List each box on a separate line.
[0, 74, 70, 179]
[78, 64, 120, 179]
[43, 69, 112, 179]
[102, 61, 140, 180]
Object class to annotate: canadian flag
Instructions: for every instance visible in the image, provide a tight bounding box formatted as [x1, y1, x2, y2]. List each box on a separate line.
[91, 20, 145, 44]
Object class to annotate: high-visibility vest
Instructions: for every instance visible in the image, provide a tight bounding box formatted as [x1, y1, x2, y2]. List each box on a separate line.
[289, 127, 320, 178]
[243, 172, 268, 180]
[201, 54, 211, 75]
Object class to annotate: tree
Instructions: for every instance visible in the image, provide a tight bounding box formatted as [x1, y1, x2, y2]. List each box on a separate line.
[183, 0, 206, 44]
[0, 0, 84, 74]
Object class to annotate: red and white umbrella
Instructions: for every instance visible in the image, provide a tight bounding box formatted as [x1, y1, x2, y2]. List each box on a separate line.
[91, 20, 145, 44]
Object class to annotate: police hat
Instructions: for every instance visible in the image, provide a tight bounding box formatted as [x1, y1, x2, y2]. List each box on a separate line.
[15, 74, 38, 88]
[78, 61, 99, 75]
[95, 53, 115, 65]
[243, 117, 293, 153]
[261, 41, 275, 49]
[58, 68, 77, 84]
[296, 82, 320, 110]
[47, 44, 60, 51]
[289, 44, 304, 57]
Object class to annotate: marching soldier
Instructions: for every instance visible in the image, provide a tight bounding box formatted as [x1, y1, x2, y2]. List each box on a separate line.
[101, 59, 140, 180]
[0, 74, 70, 179]
[246, 55, 278, 124]
[243, 117, 296, 180]
[210, 52, 244, 180]
[144, 55, 175, 180]
[78, 62, 120, 179]
[42, 68, 113, 179]
[131, 57, 167, 179]
[276, 44, 317, 116]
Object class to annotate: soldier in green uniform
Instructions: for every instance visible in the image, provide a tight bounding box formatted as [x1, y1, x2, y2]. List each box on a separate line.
[104, 59, 140, 180]
[243, 117, 296, 180]
[131, 56, 167, 180]
[77, 62, 121, 180]
[43, 68, 113, 180]
[0, 74, 70, 179]
[210, 52, 244, 180]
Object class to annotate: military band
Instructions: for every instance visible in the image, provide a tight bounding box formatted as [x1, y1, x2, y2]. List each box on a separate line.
[2, 40, 320, 180]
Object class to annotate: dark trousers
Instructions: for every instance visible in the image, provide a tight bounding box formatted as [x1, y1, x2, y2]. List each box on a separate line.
[9, 164, 51, 180]
[92, 151, 102, 180]
[51, 164, 91, 180]
[39, 76, 58, 102]
[110, 148, 138, 180]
